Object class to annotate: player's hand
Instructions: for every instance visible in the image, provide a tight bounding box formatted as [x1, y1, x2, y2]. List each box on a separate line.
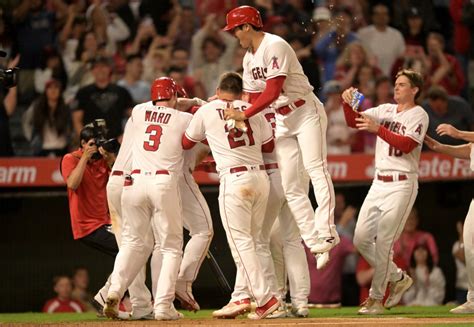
[436, 123, 460, 139]
[423, 135, 441, 151]
[456, 221, 464, 240]
[224, 103, 246, 121]
[355, 114, 379, 133]
[341, 87, 356, 105]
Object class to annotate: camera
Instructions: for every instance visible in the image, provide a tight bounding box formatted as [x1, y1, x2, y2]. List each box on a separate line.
[0, 50, 18, 89]
[85, 119, 120, 159]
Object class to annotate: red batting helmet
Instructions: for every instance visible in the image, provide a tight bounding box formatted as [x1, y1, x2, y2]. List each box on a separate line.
[176, 84, 188, 98]
[223, 6, 263, 31]
[151, 77, 178, 101]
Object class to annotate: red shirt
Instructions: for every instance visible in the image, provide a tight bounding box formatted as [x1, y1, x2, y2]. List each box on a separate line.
[42, 298, 84, 313]
[61, 149, 111, 239]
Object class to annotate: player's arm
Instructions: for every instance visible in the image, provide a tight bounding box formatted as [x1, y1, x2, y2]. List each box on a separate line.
[436, 123, 474, 143]
[183, 113, 206, 150]
[225, 76, 285, 120]
[63, 142, 97, 190]
[424, 135, 472, 159]
[341, 87, 361, 128]
[260, 115, 275, 153]
[356, 113, 418, 154]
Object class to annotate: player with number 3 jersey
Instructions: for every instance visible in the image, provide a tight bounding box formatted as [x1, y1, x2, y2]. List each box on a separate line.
[341, 69, 429, 315]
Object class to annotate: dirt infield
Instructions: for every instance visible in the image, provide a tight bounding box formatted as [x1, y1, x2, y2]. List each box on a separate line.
[8, 317, 474, 327]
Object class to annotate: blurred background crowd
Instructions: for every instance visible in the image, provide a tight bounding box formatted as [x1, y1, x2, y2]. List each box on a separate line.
[0, 0, 473, 158]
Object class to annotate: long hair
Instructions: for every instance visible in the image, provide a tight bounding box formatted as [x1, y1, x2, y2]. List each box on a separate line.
[410, 243, 434, 273]
[31, 90, 70, 137]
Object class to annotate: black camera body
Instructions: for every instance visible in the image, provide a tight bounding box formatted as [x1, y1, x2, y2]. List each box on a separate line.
[87, 119, 120, 159]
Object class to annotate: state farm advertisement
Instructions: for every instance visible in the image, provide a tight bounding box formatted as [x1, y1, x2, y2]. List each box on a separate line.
[0, 154, 472, 187]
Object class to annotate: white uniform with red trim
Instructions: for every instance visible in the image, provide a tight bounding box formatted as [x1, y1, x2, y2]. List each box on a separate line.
[108, 101, 192, 314]
[185, 99, 273, 307]
[258, 108, 309, 310]
[352, 103, 428, 300]
[465, 145, 474, 304]
[242, 32, 337, 251]
[105, 118, 153, 316]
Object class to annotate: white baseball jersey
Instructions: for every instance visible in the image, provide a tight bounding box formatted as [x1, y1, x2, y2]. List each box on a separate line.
[242, 32, 313, 108]
[260, 107, 277, 164]
[184, 99, 273, 172]
[112, 118, 134, 173]
[130, 101, 192, 172]
[363, 104, 429, 174]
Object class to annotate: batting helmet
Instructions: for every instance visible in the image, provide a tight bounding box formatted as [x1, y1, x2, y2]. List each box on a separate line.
[223, 6, 263, 31]
[151, 77, 178, 102]
[176, 84, 188, 98]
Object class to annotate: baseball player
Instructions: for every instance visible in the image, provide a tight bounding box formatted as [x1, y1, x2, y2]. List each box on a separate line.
[222, 6, 339, 263]
[424, 125, 474, 314]
[105, 118, 154, 320]
[256, 107, 310, 318]
[183, 72, 279, 319]
[104, 77, 191, 321]
[341, 69, 429, 315]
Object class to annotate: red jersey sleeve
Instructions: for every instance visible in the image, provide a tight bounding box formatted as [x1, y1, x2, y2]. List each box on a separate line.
[61, 153, 79, 182]
[244, 76, 285, 118]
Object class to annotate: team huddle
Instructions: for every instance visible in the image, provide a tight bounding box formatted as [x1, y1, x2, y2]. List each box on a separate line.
[82, 5, 474, 321]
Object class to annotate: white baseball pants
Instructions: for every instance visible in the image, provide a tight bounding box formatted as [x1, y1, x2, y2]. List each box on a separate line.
[108, 172, 183, 312]
[353, 177, 418, 300]
[106, 175, 152, 311]
[219, 169, 272, 307]
[275, 93, 336, 246]
[464, 199, 474, 303]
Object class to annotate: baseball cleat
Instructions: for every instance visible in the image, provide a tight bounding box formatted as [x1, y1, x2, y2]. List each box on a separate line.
[290, 306, 309, 318]
[212, 298, 251, 319]
[175, 281, 200, 312]
[316, 251, 330, 269]
[384, 271, 413, 308]
[103, 292, 120, 319]
[155, 304, 184, 321]
[247, 296, 279, 320]
[310, 233, 340, 254]
[130, 306, 154, 320]
[450, 301, 474, 314]
[266, 303, 288, 319]
[358, 297, 384, 315]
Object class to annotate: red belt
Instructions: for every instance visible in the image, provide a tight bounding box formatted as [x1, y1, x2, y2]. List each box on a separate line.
[111, 170, 123, 176]
[131, 169, 169, 175]
[229, 165, 265, 174]
[376, 174, 407, 182]
[275, 99, 306, 115]
[264, 163, 279, 170]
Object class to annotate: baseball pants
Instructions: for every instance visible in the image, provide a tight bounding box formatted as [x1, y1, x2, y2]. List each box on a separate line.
[353, 177, 418, 300]
[150, 171, 213, 295]
[108, 172, 183, 312]
[106, 175, 153, 311]
[219, 168, 272, 307]
[464, 199, 474, 303]
[275, 93, 336, 246]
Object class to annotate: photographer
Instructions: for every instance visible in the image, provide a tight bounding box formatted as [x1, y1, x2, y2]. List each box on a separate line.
[61, 124, 117, 255]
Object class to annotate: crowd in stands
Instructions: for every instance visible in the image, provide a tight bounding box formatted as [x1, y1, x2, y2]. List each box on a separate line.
[0, 0, 473, 157]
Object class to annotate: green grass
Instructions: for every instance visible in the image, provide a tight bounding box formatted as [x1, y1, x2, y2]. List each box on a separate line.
[1, 306, 474, 323]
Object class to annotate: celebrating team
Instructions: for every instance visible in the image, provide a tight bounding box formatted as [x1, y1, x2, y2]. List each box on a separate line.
[91, 5, 473, 321]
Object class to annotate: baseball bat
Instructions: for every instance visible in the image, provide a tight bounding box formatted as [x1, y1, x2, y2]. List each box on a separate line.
[206, 250, 232, 295]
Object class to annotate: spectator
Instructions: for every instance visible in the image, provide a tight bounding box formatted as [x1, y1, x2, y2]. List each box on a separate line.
[390, 44, 428, 81]
[393, 207, 439, 268]
[141, 36, 171, 84]
[453, 221, 469, 305]
[59, 4, 87, 63]
[288, 35, 320, 96]
[0, 55, 19, 157]
[43, 275, 84, 313]
[425, 32, 465, 96]
[314, 7, 358, 84]
[191, 13, 236, 97]
[117, 53, 150, 104]
[71, 56, 133, 140]
[357, 4, 406, 76]
[324, 80, 355, 154]
[403, 243, 446, 306]
[372, 76, 394, 106]
[422, 86, 474, 146]
[402, 7, 428, 47]
[22, 79, 71, 157]
[306, 235, 354, 306]
[167, 66, 206, 100]
[311, 6, 331, 44]
[34, 46, 68, 94]
[461, 1, 474, 108]
[71, 267, 95, 312]
[334, 42, 381, 90]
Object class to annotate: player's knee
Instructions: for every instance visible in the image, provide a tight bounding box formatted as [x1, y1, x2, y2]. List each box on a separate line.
[353, 232, 369, 250]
